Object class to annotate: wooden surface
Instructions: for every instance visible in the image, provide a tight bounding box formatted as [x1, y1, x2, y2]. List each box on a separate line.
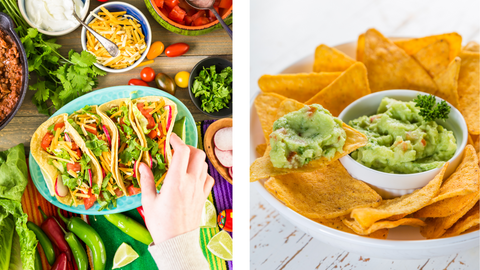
[204, 118, 233, 184]
[0, 0, 232, 152]
[250, 0, 480, 269]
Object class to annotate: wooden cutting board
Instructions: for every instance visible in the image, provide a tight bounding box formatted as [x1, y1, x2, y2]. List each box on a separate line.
[204, 118, 232, 184]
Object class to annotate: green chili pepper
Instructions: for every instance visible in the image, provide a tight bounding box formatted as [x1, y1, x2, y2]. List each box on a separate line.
[104, 213, 153, 245]
[27, 221, 56, 265]
[65, 232, 88, 270]
[34, 248, 43, 270]
[58, 209, 106, 270]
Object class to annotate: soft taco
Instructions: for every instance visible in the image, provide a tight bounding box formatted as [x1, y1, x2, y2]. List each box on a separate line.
[30, 114, 103, 209]
[131, 96, 178, 189]
[99, 98, 144, 196]
[67, 105, 125, 210]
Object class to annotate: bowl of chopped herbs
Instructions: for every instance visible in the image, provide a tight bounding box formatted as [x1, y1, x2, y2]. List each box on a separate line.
[189, 57, 232, 118]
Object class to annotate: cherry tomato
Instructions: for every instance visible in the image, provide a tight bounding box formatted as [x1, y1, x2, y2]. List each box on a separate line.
[128, 78, 149, 86]
[165, 43, 189, 57]
[83, 189, 96, 210]
[127, 185, 142, 196]
[140, 67, 156, 82]
[41, 132, 54, 152]
[147, 41, 165, 60]
[193, 17, 210, 26]
[174, 71, 190, 88]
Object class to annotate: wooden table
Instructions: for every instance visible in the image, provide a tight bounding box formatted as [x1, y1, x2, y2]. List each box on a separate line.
[0, 0, 232, 152]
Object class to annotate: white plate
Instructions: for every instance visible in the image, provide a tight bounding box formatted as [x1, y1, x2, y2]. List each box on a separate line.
[250, 41, 479, 260]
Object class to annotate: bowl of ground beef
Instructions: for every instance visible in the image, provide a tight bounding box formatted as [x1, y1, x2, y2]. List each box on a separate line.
[0, 12, 28, 131]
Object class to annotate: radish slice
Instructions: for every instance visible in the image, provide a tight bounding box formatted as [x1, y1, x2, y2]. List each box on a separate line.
[164, 105, 173, 130]
[133, 161, 136, 178]
[103, 125, 112, 147]
[163, 140, 167, 160]
[88, 169, 93, 187]
[55, 175, 69, 197]
[214, 127, 232, 151]
[148, 152, 153, 169]
[229, 167, 233, 179]
[101, 167, 106, 178]
[64, 133, 72, 143]
[214, 147, 233, 167]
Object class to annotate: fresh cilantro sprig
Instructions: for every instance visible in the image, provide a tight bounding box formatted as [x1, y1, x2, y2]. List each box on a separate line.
[192, 65, 232, 113]
[413, 94, 450, 122]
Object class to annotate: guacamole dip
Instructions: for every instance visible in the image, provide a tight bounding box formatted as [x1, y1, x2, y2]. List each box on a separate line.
[349, 97, 457, 174]
[269, 104, 346, 168]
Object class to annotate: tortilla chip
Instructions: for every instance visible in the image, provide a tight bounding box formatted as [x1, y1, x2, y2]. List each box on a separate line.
[342, 217, 426, 235]
[306, 62, 371, 116]
[394, 32, 462, 61]
[462, 224, 479, 234]
[420, 191, 479, 239]
[254, 93, 286, 141]
[441, 202, 479, 238]
[432, 57, 461, 107]
[350, 163, 448, 228]
[250, 123, 367, 181]
[264, 160, 381, 219]
[256, 143, 267, 157]
[356, 34, 365, 62]
[471, 134, 479, 153]
[275, 98, 308, 119]
[258, 73, 341, 102]
[413, 39, 451, 77]
[311, 217, 388, 239]
[463, 41, 480, 52]
[414, 192, 478, 218]
[363, 29, 438, 94]
[313, 44, 356, 72]
[457, 51, 480, 135]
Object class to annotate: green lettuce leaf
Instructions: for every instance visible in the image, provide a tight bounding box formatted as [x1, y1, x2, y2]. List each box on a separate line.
[0, 215, 14, 270]
[0, 145, 28, 201]
[8, 231, 22, 270]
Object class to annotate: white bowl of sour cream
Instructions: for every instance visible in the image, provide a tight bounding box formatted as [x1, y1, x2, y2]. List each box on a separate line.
[338, 90, 468, 199]
[18, 0, 89, 36]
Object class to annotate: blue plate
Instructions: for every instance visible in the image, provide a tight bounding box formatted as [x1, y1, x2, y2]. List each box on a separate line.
[29, 86, 198, 215]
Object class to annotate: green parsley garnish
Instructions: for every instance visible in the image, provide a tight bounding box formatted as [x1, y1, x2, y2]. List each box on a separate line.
[413, 94, 451, 122]
[192, 65, 232, 113]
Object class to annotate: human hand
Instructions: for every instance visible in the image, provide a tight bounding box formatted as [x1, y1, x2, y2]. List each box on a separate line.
[139, 133, 215, 244]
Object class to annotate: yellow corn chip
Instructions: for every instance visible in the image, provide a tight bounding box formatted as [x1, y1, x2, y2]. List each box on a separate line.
[414, 192, 478, 218]
[433, 57, 461, 107]
[311, 217, 388, 239]
[457, 51, 480, 135]
[462, 224, 479, 234]
[356, 34, 365, 62]
[413, 39, 451, 77]
[264, 160, 381, 219]
[463, 41, 479, 53]
[441, 202, 479, 238]
[394, 32, 462, 61]
[313, 44, 356, 72]
[306, 62, 371, 117]
[342, 217, 426, 235]
[254, 93, 286, 141]
[258, 73, 341, 102]
[471, 134, 479, 153]
[363, 29, 438, 94]
[255, 143, 267, 157]
[350, 163, 448, 229]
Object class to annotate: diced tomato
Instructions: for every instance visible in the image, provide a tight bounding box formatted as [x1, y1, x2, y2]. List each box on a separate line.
[127, 185, 142, 196]
[75, 149, 82, 158]
[164, 0, 179, 9]
[85, 124, 97, 135]
[83, 189, 96, 210]
[71, 142, 79, 150]
[41, 132, 54, 152]
[218, 0, 232, 9]
[185, 15, 193, 25]
[191, 10, 206, 22]
[148, 130, 157, 139]
[193, 16, 210, 26]
[421, 139, 427, 146]
[67, 162, 82, 173]
[208, 7, 219, 22]
[402, 142, 408, 151]
[178, 0, 193, 13]
[137, 103, 152, 115]
[54, 122, 65, 131]
[155, 0, 164, 8]
[187, 9, 197, 16]
[169, 5, 187, 23]
[114, 188, 124, 197]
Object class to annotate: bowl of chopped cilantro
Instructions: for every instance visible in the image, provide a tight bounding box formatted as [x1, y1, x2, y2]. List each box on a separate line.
[189, 57, 232, 118]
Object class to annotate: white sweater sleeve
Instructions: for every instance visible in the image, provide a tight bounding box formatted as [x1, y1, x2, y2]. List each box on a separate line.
[148, 228, 210, 270]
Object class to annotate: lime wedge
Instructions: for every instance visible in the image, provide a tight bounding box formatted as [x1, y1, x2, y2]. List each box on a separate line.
[200, 200, 217, 228]
[207, 231, 233, 261]
[113, 243, 139, 269]
[172, 116, 186, 142]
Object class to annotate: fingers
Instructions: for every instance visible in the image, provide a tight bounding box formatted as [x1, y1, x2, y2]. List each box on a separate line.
[169, 134, 190, 174]
[186, 145, 206, 176]
[203, 175, 215, 198]
[139, 162, 156, 206]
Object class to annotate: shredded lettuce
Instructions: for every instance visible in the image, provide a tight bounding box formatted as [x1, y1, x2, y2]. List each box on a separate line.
[132, 105, 150, 134]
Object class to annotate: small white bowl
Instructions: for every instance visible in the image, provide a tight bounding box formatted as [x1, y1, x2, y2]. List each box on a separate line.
[338, 90, 468, 199]
[80, 2, 152, 73]
[18, 0, 90, 36]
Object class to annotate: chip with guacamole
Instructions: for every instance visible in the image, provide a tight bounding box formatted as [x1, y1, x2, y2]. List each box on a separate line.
[349, 97, 457, 174]
[269, 104, 346, 168]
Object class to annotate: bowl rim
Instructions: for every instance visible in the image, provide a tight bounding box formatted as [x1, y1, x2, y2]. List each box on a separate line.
[337, 89, 468, 177]
[187, 56, 233, 118]
[147, 0, 233, 30]
[17, 0, 90, 36]
[80, 1, 152, 73]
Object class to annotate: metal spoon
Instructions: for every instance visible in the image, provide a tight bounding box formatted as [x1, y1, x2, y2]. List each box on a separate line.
[185, 0, 232, 39]
[70, 0, 120, 57]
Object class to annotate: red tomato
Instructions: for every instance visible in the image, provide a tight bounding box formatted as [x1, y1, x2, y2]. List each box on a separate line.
[208, 8, 219, 22]
[165, 43, 189, 57]
[146, 41, 165, 60]
[85, 124, 97, 135]
[185, 15, 193, 25]
[147, 129, 157, 139]
[164, 0, 179, 9]
[147, 116, 156, 129]
[114, 188, 124, 197]
[67, 162, 82, 173]
[127, 185, 142, 196]
[75, 149, 82, 158]
[155, 0, 164, 8]
[128, 79, 149, 86]
[218, 0, 232, 9]
[83, 189, 96, 210]
[187, 8, 197, 16]
[97, 0, 109, 2]
[54, 122, 65, 131]
[169, 5, 186, 23]
[71, 142, 79, 150]
[140, 67, 156, 82]
[41, 133, 54, 151]
[193, 17, 210, 26]
[191, 10, 206, 22]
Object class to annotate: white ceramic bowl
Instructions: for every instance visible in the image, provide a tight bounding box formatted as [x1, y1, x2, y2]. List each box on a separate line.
[338, 90, 468, 199]
[18, 0, 90, 36]
[80, 2, 152, 73]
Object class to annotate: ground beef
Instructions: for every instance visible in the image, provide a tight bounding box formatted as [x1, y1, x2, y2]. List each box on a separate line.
[0, 29, 22, 122]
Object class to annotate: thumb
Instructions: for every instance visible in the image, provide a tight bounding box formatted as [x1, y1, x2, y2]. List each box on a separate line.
[139, 162, 156, 206]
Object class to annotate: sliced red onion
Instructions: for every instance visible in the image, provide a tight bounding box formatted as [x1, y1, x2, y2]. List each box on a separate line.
[64, 133, 72, 142]
[163, 140, 167, 159]
[132, 161, 136, 178]
[88, 169, 93, 187]
[102, 125, 112, 147]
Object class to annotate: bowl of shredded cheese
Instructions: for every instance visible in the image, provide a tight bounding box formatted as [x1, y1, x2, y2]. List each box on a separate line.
[81, 2, 152, 73]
